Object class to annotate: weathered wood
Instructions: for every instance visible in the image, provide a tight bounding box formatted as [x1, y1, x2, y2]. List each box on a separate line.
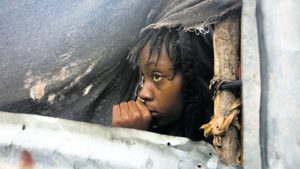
[212, 15, 241, 164]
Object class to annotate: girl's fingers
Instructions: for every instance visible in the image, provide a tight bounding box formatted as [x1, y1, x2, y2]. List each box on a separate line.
[120, 102, 131, 122]
[112, 101, 151, 130]
[112, 104, 121, 127]
[136, 101, 152, 122]
[128, 101, 142, 122]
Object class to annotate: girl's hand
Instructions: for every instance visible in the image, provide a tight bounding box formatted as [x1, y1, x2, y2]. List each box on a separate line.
[112, 100, 152, 130]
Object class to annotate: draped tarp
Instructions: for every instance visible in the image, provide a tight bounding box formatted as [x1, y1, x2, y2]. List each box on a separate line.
[0, 0, 155, 125]
[0, 0, 241, 126]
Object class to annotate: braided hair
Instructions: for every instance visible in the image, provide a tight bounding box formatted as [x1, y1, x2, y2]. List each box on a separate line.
[128, 28, 181, 73]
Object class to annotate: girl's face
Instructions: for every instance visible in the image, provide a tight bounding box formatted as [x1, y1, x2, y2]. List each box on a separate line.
[138, 42, 183, 126]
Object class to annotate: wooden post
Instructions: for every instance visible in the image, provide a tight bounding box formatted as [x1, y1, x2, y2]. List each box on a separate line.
[212, 15, 241, 164]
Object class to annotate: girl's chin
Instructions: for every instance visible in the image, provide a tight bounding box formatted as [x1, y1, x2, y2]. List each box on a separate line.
[156, 119, 172, 127]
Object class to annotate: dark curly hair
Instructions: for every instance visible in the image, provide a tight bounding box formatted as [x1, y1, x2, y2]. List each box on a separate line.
[128, 28, 214, 141]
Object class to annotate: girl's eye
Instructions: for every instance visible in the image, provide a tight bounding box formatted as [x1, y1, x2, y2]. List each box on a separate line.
[152, 73, 163, 82]
[140, 75, 144, 87]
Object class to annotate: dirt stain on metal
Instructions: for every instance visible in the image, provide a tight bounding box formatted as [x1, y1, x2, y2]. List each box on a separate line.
[19, 150, 35, 169]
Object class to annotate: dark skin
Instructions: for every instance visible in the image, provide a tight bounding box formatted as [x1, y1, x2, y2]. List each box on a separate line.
[112, 42, 183, 130]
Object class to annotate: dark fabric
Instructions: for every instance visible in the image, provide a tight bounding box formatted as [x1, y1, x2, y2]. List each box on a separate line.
[143, 0, 242, 32]
[128, 0, 242, 67]
[179, 32, 214, 141]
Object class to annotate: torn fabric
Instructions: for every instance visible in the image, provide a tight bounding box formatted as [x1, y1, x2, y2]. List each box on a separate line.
[201, 98, 241, 146]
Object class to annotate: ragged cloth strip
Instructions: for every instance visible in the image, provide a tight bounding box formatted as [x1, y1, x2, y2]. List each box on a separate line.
[142, 0, 242, 33]
[128, 0, 242, 65]
[201, 97, 241, 147]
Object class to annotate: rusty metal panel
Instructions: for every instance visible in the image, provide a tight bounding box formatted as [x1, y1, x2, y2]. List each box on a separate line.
[0, 111, 240, 169]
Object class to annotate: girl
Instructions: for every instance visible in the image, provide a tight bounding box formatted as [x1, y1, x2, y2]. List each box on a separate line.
[112, 28, 214, 141]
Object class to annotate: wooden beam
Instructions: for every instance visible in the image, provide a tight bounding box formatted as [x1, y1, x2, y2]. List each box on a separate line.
[202, 14, 242, 164]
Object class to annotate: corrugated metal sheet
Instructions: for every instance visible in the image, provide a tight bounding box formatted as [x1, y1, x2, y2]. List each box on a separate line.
[0, 111, 240, 169]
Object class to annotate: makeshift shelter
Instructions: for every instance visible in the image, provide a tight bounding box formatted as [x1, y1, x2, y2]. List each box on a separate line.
[0, 0, 299, 168]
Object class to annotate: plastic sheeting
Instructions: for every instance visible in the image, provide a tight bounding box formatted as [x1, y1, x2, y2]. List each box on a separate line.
[0, 0, 154, 125]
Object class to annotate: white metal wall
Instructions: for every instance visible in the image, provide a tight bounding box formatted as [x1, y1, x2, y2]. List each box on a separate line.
[242, 0, 300, 168]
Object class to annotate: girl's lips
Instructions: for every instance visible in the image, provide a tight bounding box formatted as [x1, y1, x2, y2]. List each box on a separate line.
[150, 111, 159, 117]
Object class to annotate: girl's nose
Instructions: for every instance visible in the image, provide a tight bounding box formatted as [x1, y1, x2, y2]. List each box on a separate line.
[138, 82, 154, 102]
